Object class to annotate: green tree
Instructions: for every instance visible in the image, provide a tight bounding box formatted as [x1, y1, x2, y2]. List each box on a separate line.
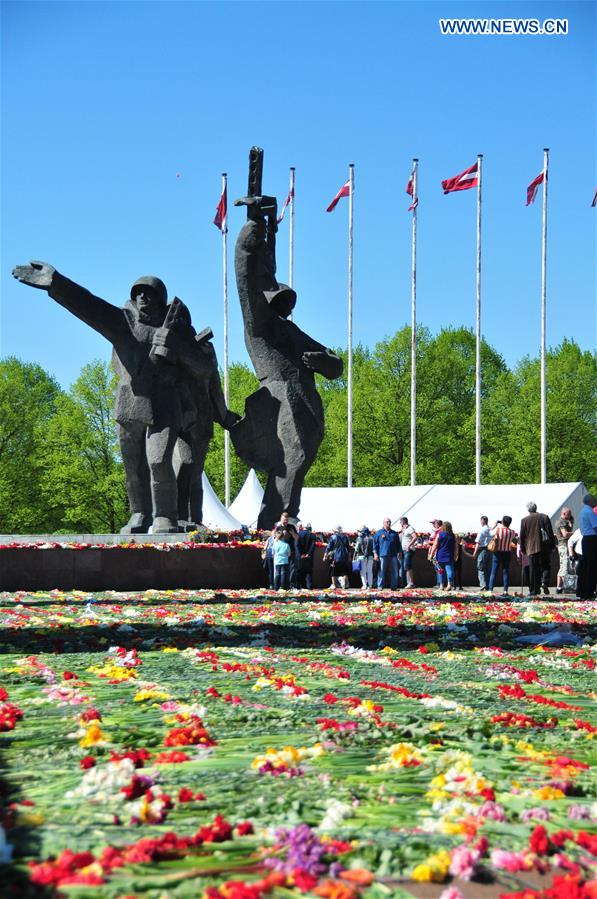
[37, 360, 128, 533]
[308, 327, 508, 487]
[0, 357, 62, 532]
[484, 340, 597, 489]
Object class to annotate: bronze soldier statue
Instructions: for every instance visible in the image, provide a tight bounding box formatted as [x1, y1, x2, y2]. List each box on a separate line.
[12, 261, 237, 533]
[231, 148, 343, 529]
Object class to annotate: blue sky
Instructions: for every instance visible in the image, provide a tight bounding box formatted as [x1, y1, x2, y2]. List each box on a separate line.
[1, 0, 595, 389]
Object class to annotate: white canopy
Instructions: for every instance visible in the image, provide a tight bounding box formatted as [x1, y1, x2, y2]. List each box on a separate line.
[297, 485, 432, 532]
[228, 469, 264, 528]
[404, 482, 586, 535]
[202, 474, 243, 530]
[229, 473, 585, 534]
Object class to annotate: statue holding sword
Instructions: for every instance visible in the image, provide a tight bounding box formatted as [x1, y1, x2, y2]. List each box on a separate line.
[231, 147, 343, 530]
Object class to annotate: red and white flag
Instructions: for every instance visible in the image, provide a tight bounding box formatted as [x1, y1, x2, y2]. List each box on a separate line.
[526, 172, 545, 206]
[326, 179, 350, 212]
[441, 162, 478, 194]
[406, 172, 418, 211]
[592, 187, 597, 208]
[277, 187, 294, 224]
[213, 186, 227, 232]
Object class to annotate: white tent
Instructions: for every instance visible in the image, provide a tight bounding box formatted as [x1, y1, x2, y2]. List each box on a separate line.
[202, 474, 243, 530]
[297, 485, 433, 532]
[228, 473, 586, 534]
[228, 469, 264, 527]
[405, 482, 586, 535]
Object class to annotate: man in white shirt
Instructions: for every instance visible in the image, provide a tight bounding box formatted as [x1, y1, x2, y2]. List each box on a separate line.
[399, 517, 417, 588]
[473, 515, 492, 590]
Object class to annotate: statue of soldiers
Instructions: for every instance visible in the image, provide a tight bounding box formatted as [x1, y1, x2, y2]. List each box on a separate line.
[12, 261, 236, 533]
[232, 149, 343, 529]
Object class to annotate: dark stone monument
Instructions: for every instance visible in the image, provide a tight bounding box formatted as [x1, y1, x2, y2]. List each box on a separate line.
[12, 262, 238, 534]
[231, 148, 343, 530]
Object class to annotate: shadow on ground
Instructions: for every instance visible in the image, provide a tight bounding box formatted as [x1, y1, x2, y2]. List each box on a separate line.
[0, 619, 594, 654]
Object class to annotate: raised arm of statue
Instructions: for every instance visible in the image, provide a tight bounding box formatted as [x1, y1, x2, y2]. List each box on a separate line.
[12, 261, 125, 344]
[234, 217, 278, 329]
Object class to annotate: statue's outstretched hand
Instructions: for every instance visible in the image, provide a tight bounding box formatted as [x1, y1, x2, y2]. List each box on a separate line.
[224, 410, 242, 430]
[12, 261, 56, 290]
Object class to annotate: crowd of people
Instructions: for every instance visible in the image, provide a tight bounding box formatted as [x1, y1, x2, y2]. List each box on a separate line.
[260, 495, 597, 598]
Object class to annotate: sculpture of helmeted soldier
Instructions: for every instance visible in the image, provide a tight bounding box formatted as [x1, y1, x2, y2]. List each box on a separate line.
[231, 148, 343, 529]
[12, 261, 236, 534]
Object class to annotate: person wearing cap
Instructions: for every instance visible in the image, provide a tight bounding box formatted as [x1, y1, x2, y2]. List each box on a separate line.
[373, 518, 401, 590]
[519, 502, 556, 597]
[233, 192, 343, 530]
[399, 517, 417, 588]
[12, 261, 237, 534]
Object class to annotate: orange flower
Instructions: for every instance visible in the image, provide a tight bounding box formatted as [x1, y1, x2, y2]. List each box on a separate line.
[339, 868, 374, 886]
[314, 879, 358, 899]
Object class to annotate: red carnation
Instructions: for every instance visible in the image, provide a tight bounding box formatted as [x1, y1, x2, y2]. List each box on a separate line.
[529, 825, 550, 855]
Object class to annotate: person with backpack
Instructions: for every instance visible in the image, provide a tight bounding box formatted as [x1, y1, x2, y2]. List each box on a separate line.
[325, 526, 351, 589]
[354, 526, 375, 590]
[519, 502, 556, 597]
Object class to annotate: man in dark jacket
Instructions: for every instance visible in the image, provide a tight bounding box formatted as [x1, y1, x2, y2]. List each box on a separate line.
[519, 502, 556, 597]
[373, 518, 402, 590]
[297, 523, 317, 590]
[325, 526, 351, 589]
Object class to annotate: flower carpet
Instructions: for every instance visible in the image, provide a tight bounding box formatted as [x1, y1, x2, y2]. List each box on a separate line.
[1, 588, 595, 899]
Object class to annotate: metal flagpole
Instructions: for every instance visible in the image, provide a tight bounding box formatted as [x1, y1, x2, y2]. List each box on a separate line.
[475, 154, 483, 486]
[347, 164, 354, 488]
[289, 167, 295, 321]
[410, 159, 418, 487]
[540, 149, 549, 484]
[221, 172, 230, 507]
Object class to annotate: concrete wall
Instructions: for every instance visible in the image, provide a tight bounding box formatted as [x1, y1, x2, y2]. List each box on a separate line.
[0, 545, 558, 592]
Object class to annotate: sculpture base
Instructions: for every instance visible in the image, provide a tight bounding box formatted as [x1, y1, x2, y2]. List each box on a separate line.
[0, 536, 558, 592]
[0, 537, 266, 591]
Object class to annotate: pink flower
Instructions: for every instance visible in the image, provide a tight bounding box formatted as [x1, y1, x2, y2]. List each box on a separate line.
[439, 889, 466, 899]
[478, 800, 506, 821]
[490, 848, 529, 872]
[449, 844, 480, 880]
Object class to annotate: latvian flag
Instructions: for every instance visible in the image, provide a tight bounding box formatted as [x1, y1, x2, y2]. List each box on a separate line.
[526, 172, 545, 206]
[213, 186, 227, 232]
[326, 179, 350, 212]
[277, 187, 294, 224]
[406, 172, 418, 211]
[441, 162, 478, 194]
